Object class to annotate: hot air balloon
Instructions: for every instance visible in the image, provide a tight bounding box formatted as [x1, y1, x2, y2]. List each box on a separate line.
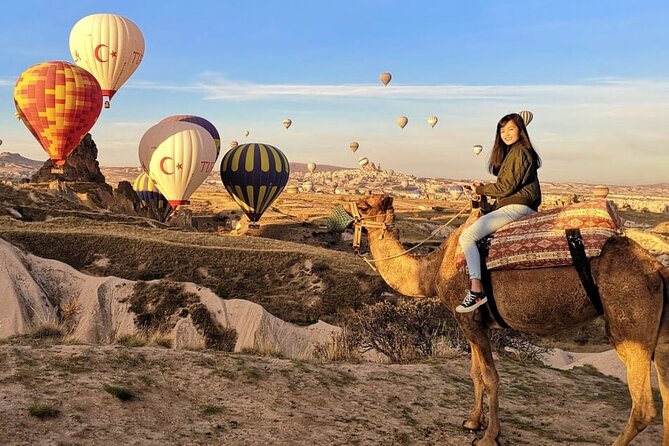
[307, 163, 316, 174]
[148, 124, 217, 208]
[132, 171, 173, 221]
[427, 116, 438, 128]
[350, 141, 359, 153]
[387, 169, 394, 175]
[230, 140, 239, 149]
[302, 181, 313, 192]
[379, 72, 392, 86]
[449, 185, 464, 200]
[243, 130, 250, 138]
[285, 185, 299, 194]
[358, 157, 369, 168]
[472, 145, 483, 155]
[593, 185, 610, 199]
[518, 110, 533, 126]
[139, 121, 203, 174]
[0, 140, 2, 146]
[220, 143, 290, 227]
[14, 61, 103, 168]
[396, 116, 408, 129]
[159, 115, 221, 158]
[400, 180, 409, 188]
[69, 14, 144, 108]
[282, 119, 292, 129]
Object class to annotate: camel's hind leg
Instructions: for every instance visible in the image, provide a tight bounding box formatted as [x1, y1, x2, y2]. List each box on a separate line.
[611, 341, 656, 446]
[653, 270, 669, 445]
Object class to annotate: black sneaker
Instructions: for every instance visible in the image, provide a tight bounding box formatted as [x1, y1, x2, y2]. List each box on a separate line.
[456, 290, 487, 313]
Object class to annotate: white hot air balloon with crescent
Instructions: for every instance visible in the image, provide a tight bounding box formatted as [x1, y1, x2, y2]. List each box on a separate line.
[307, 162, 316, 173]
[282, 119, 292, 129]
[139, 121, 200, 175]
[427, 116, 438, 128]
[518, 110, 533, 126]
[70, 14, 144, 108]
[396, 116, 408, 129]
[148, 125, 217, 208]
[472, 145, 483, 155]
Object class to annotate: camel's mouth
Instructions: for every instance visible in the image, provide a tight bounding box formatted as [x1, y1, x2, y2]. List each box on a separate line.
[325, 204, 355, 233]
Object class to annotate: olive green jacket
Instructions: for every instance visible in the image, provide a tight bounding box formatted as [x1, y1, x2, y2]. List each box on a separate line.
[474, 141, 541, 211]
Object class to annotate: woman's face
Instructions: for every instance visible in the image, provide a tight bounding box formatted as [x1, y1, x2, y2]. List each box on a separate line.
[499, 120, 520, 146]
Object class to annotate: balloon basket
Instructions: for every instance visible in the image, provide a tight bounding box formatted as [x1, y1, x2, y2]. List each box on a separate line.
[50, 167, 64, 174]
[104, 100, 110, 109]
[248, 222, 261, 229]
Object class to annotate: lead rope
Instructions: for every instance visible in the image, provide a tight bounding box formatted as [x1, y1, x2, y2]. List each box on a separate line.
[358, 204, 471, 271]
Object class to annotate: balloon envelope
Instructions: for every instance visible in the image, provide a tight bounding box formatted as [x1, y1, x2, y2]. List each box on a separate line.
[220, 143, 290, 223]
[282, 119, 292, 129]
[358, 157, 369, 168]
[428, 116, 438, 128]
[350, 141, 359, 153]
[449, 185, 464, 200]
[518, 110, 533, 126]
[148, 125, 217, 207]
[14, 61, 103, 166]
[69, 14, 144, 106]
[139, 121, 201, 174]
[307, 162, 316, 173]
[396, 116, 408, 129]
[132, 171, 173, 221]
[472, 145, 483, 155]
[159, 115, 220, 158]
[230, 140, 239, 149]
[379, 72, 392, 86]
[243, 130, 250, 137]
[593, 185, 610, 199]
[302, 181, 313, 192]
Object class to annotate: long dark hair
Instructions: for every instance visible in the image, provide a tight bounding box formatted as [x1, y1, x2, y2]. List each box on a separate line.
[488, 113, 541, 176]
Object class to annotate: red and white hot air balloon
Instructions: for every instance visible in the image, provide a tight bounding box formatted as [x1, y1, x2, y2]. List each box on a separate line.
[148, 125, 217, 208]
[70, 14, 144, 108]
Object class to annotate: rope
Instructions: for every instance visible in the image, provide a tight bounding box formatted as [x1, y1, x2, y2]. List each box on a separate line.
[358, 203, 470, 266]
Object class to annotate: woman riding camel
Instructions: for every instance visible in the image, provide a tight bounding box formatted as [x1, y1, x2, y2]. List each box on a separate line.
[456, 113, 542, 313]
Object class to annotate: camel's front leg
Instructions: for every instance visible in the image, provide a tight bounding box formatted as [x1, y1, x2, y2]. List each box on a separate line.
[464, 345, 486, 431]
[470, 335, 501, 446]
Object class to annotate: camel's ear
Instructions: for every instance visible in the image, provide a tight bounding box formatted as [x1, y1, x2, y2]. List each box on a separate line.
[381, 195, 394, 211]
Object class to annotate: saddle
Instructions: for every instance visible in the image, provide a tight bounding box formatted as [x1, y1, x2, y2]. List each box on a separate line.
[455, 199, 622, 273]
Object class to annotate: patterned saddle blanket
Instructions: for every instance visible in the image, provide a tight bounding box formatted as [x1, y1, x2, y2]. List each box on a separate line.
[455, 199, 622, 272]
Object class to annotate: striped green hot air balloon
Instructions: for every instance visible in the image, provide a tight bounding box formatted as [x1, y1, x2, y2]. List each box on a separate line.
[132, 171, 174, 222]
[220, 143, 290, 228]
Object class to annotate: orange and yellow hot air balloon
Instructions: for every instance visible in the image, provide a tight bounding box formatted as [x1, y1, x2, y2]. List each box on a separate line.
[14, 61, 103, 166]
[69, 14, 144, 108]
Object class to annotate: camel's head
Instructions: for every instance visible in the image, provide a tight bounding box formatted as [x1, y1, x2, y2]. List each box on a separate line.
[354, 194, 395, 224]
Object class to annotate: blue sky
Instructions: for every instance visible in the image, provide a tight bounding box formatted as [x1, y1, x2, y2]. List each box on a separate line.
[1, 0, 668, 185]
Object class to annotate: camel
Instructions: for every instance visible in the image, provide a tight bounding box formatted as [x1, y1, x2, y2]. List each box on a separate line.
[349, 194, 669, 446]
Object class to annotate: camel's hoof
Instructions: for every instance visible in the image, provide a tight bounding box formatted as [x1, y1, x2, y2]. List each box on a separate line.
[471, 439, 500, 446]
[462, 420, 483, 432]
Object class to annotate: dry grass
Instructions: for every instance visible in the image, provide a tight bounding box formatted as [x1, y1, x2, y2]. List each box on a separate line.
[313, 327, 361, 362]
[27, 402, 59, 419]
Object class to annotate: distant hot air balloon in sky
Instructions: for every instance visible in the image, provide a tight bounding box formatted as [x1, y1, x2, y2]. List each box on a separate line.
[307, 162, 316, 173]
[0, 140, 3, 146]
[472, 145, 483, 155]
[132, 171, 173, 221]
[449, 185, 464, 200]
[350, 141, 359, 153]
[243, 130, 250, 138]
[396, 116, 408, 129]
[14, 61, 103, 167]
[220, 143, 290, 227]
[160, 115, 221, 158]
[70, 14, 144, 108]
[518, 110, 533, 126]
[302, 181, 313, 192]
[282, 119, 292, 129]
[379, 72, 392, 86]
[593, 185, 610, 199]
[230, 140, 239, 149]
[427, 116, 438, 128]
[358, 157, 369, 168]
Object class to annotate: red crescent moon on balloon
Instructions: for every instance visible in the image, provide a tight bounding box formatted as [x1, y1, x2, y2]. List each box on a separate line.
[160, 156, 174, 175]
[94, 44, 109, 62]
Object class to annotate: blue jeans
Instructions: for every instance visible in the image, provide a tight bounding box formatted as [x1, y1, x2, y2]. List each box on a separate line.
[459, 204, 536, 280]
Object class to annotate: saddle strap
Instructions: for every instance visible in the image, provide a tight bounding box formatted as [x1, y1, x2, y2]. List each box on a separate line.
[565, 228, 604, 315]
[477, 237, 510, 329]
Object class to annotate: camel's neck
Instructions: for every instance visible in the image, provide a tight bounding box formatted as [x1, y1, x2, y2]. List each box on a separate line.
[366, 228, 443, 298]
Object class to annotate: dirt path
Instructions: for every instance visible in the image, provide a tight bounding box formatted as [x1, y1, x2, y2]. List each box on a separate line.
[0, 344, 662, 445]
